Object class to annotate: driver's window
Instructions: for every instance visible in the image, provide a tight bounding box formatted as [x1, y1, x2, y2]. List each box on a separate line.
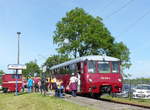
[98, 62, 110, 73]
[112, 62, 119, 73]
[88, 61, 96, 73]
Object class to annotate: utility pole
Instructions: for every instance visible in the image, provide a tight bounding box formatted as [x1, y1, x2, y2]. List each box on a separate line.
[15, 32, 21, 96]
[17, 32, 21, 64]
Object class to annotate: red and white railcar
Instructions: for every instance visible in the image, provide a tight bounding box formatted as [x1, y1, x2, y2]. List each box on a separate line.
[2, 74, 22, 92]
[50, 55, 123, 97]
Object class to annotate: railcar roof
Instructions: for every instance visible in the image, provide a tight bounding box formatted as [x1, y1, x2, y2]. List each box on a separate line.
[3, 73, 22, 75]
[50, 55, 120, 70]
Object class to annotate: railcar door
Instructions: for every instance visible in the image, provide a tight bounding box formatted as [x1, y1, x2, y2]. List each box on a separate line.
[77, 72, 81, 92]
[77, 62, 86, 93]
[76, 62, 81, 92]
[80, 61, 88, 93]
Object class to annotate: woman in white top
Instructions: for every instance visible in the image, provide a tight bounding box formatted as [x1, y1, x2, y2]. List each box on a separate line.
[69, 73, 78, 97]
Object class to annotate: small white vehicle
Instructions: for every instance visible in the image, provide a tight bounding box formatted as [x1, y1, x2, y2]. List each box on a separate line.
[132, 84, 150, 99]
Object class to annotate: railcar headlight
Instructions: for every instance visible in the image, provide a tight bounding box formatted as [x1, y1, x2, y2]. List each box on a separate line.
[118, 78, 122, 82]
[89, 79, 93, 82]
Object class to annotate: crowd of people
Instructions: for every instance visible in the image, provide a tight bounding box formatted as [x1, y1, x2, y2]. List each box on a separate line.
[22, 73, 79, 98]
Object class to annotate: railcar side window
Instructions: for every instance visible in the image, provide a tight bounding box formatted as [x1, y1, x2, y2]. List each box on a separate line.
[65, 66, 70, 74]
[80, 62, 84, 73]
[98, 62, 110, 73]
[69, 64, 76, 73]
[60, 67, 66, 74]
[88, 61, 96, 73]
[112, 62, 119, 73]
[12, 74, 21, 79]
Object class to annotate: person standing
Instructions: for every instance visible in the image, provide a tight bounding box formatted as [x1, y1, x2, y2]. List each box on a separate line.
[38, 78, 42, 93]
[33, 77, 39, 92]
[69, 73, 78, 97]
[47, 77, 51, 92]
[41, 77, 47, 96]
[51, 77, 57, 90]
[51, 77, 58, 97]
[27, 77, 34, 93]
[22, 79, 25, 92]
[57, 79, 64, 98]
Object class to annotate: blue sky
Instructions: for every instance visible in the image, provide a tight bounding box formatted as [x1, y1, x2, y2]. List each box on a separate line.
[0, 0, 150, 78]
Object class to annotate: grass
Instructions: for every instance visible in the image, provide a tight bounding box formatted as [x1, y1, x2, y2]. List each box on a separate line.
[0, 93, 94, 110]
[101, 95, 150, 106]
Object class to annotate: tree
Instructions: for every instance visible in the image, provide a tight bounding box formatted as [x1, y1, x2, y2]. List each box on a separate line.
[43, 55, 71, 73]
[124, 77, 150, 85]
[0, 70, 5, 84]
[53, 7, 131, 69]
[0, 70, 5, 75]
[111, 42, 131, 69]
[22, 61, 41, 77]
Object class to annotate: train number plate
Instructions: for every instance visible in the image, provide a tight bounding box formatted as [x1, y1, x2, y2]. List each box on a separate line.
[100, 77, 110, 80]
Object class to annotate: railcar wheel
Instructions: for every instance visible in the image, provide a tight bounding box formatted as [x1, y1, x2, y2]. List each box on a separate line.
[90, 93, 100, 99]
[82, 93, 90, 97]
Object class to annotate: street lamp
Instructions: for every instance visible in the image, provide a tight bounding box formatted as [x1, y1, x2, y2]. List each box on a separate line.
[17, 32, 21, 64]
[15, 32, 21, 96]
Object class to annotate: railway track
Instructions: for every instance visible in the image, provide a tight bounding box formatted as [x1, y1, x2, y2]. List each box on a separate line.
[63, 94, 150, 110]
[100, 98, 150, 109]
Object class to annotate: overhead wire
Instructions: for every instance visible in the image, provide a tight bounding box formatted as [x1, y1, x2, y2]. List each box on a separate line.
[100, 0, 150, 35]
[120, 9, 150, 35]
[104, 0, 135, 19]
[100, 0, 115, 13]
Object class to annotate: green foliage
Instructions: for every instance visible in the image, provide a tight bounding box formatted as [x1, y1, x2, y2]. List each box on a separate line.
[53, 7, 131, 69]
[44, 55, 71, 73]
[22, 61, 41, 77]
[0, 70, 5, 75]
[0, 70, 5, 84]
[111, 42, 131, 69]
[0, 93, 93, 110]
[124, 77, 150, 85]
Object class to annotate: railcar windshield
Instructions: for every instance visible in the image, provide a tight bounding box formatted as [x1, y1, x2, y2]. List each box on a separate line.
[12, 74, 22, 79]
[98, 62, 111, 73]
[88, 61, 96, 73]
[112, 62, 119, 73]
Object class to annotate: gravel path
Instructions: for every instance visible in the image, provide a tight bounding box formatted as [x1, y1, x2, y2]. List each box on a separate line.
[63, 94, 150, 110]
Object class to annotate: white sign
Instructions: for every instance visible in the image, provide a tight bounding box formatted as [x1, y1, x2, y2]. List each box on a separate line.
[8, 64, 26, 70]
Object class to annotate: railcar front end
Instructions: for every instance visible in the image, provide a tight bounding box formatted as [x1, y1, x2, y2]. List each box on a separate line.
[2, 74, 22, 93]
[81, 61, 122, 96]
